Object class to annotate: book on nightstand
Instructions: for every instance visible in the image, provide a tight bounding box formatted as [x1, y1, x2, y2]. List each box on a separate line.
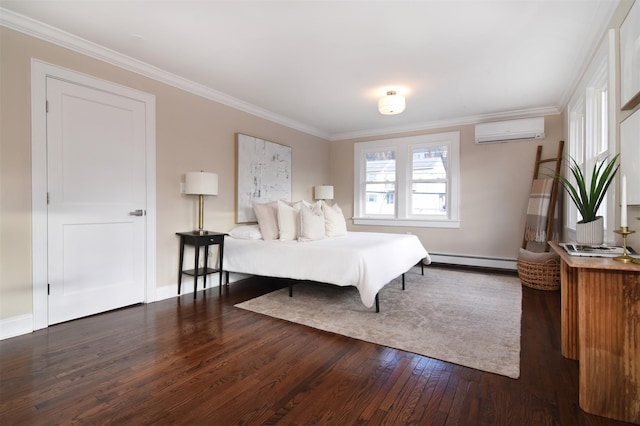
[560, 243, 637, 258]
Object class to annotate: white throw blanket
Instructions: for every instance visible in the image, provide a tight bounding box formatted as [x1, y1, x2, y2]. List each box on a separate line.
[224, 232, 430, 308]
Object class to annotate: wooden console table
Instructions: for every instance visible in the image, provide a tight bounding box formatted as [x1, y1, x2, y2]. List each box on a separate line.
[549, 241, 640, 424]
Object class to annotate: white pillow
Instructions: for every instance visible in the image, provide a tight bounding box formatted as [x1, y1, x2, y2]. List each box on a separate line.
[229, 224, 262, 240]
[299, 202, 325, 242]
[322, 201, 347, 237]
[277, 200, 303, 241]
[252, 201, 279, 240]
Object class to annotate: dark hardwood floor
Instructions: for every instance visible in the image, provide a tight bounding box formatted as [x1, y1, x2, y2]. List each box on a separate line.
[0, 267, 635, 425]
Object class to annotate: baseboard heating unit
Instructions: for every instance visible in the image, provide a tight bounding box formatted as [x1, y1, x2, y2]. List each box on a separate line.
[429, 253, 517, 271]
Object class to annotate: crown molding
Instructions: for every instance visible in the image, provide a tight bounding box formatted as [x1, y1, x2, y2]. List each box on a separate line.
[330, 106, 561, 141]
[0, 8, 330, 140]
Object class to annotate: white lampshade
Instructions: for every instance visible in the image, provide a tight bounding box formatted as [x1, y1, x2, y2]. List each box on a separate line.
[314, 185, 334, 200]
[185, 171, 218, 195]
[378, 91, 406, 115]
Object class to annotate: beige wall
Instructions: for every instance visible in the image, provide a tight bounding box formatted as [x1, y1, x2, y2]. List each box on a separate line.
[0, 27, 330, 321]
[330, 115, 564, 260]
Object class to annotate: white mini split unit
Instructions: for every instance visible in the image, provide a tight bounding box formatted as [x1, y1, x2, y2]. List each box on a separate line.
[475, 117, 545, 144]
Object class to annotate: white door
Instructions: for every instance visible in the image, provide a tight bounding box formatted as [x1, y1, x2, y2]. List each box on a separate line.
[47, 77, 147, 325]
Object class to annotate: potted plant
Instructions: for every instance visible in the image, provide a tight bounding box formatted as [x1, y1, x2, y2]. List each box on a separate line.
[557, 154, 619, 245]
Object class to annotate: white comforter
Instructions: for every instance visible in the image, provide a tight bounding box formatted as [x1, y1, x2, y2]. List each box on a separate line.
[223, 232, 430, 308]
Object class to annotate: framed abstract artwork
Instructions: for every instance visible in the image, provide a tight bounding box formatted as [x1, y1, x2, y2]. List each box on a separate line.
[621, 0, 640, 110]
[235, 133, 292, 223]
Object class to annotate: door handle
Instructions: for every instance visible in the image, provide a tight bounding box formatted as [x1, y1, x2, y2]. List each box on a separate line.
[129, 209, 144, 216]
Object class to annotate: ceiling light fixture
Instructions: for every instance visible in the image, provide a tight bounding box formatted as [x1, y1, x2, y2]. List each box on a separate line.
[378, 90, 406, 115]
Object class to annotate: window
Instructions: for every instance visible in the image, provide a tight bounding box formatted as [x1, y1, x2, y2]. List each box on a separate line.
[565, 30, 616, 241]
[364, 150, 396, 215]
[354, 132, 460, 228]
[410, 145, 448, 216]
[567, 98, 584, 232]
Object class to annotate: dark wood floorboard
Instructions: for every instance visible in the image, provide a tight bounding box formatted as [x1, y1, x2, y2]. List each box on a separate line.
[0, 269, 636, 425]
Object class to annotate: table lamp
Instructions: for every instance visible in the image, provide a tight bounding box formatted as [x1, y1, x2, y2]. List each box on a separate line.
[184, 171, 218, 234]
[314, 185, 334, 201]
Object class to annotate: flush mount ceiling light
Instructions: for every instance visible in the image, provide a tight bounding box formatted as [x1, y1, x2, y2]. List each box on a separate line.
[378, 90, 406, 115]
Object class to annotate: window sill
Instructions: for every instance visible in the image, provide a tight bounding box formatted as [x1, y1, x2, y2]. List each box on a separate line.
[352, 217, 460, 228]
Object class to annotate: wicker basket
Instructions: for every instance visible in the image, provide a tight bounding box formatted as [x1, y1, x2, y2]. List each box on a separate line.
[517, 258, 560, 291]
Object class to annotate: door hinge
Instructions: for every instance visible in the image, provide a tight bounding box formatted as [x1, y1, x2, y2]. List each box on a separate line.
[46, 100, 49, 113]
[47, 283, 50, 295]
[47, 192, 50, 204]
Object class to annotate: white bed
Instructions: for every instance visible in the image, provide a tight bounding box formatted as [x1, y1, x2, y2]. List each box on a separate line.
[223, 231, 430, 310]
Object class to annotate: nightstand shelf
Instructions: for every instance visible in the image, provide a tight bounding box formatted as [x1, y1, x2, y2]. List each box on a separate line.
[181, 267, 219, 277]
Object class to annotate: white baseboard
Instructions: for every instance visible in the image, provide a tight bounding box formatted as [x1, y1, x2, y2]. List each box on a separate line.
[429, 253, 517, 271]
[0, 314, 33, 341]
[155, 272, 250, 301]
[2, 273, 252, 340]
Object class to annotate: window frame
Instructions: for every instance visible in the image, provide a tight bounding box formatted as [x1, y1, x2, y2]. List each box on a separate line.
[354, 132, 460, 228]
[564, 29, 617, 242]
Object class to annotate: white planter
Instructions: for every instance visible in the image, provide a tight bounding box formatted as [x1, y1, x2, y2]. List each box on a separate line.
[576, 216, 604, 245]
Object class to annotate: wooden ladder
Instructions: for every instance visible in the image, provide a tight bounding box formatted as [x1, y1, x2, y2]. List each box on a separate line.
[522, 140, 565, 252]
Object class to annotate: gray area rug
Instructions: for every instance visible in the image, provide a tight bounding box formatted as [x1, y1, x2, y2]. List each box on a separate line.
[235, 267, 522, 378]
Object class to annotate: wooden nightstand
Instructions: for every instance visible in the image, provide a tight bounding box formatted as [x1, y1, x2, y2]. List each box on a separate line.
[176, 232, 227, 299]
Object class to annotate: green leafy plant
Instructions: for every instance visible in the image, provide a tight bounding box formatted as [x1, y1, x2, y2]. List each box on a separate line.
[557, 154, 619, 223]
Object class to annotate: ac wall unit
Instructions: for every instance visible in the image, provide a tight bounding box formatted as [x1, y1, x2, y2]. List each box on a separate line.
[475, 117, 545, 144]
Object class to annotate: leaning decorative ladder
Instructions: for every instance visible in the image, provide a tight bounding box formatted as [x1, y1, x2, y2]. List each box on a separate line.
[517, 140, 564, 291]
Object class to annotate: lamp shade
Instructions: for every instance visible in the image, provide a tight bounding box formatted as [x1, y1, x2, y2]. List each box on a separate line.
[314, 185, 334, 200]
[378, 91, 406, 115]
[184, 171, 218, 195]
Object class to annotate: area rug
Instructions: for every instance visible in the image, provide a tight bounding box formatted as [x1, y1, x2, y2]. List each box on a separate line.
[235, 267, 522, 378]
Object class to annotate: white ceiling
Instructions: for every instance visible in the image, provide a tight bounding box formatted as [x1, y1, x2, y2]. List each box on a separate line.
[0, 1, 619, 140]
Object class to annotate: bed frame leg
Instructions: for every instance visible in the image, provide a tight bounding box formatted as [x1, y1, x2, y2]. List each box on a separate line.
[421, 262, 424, 275]
[289, 280, 293, 297]
[402, 273, 405, 290]
[375, 294, 379, 313]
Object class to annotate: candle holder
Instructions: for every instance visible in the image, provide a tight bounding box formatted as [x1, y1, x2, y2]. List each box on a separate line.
[613, 226, 636, 263]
